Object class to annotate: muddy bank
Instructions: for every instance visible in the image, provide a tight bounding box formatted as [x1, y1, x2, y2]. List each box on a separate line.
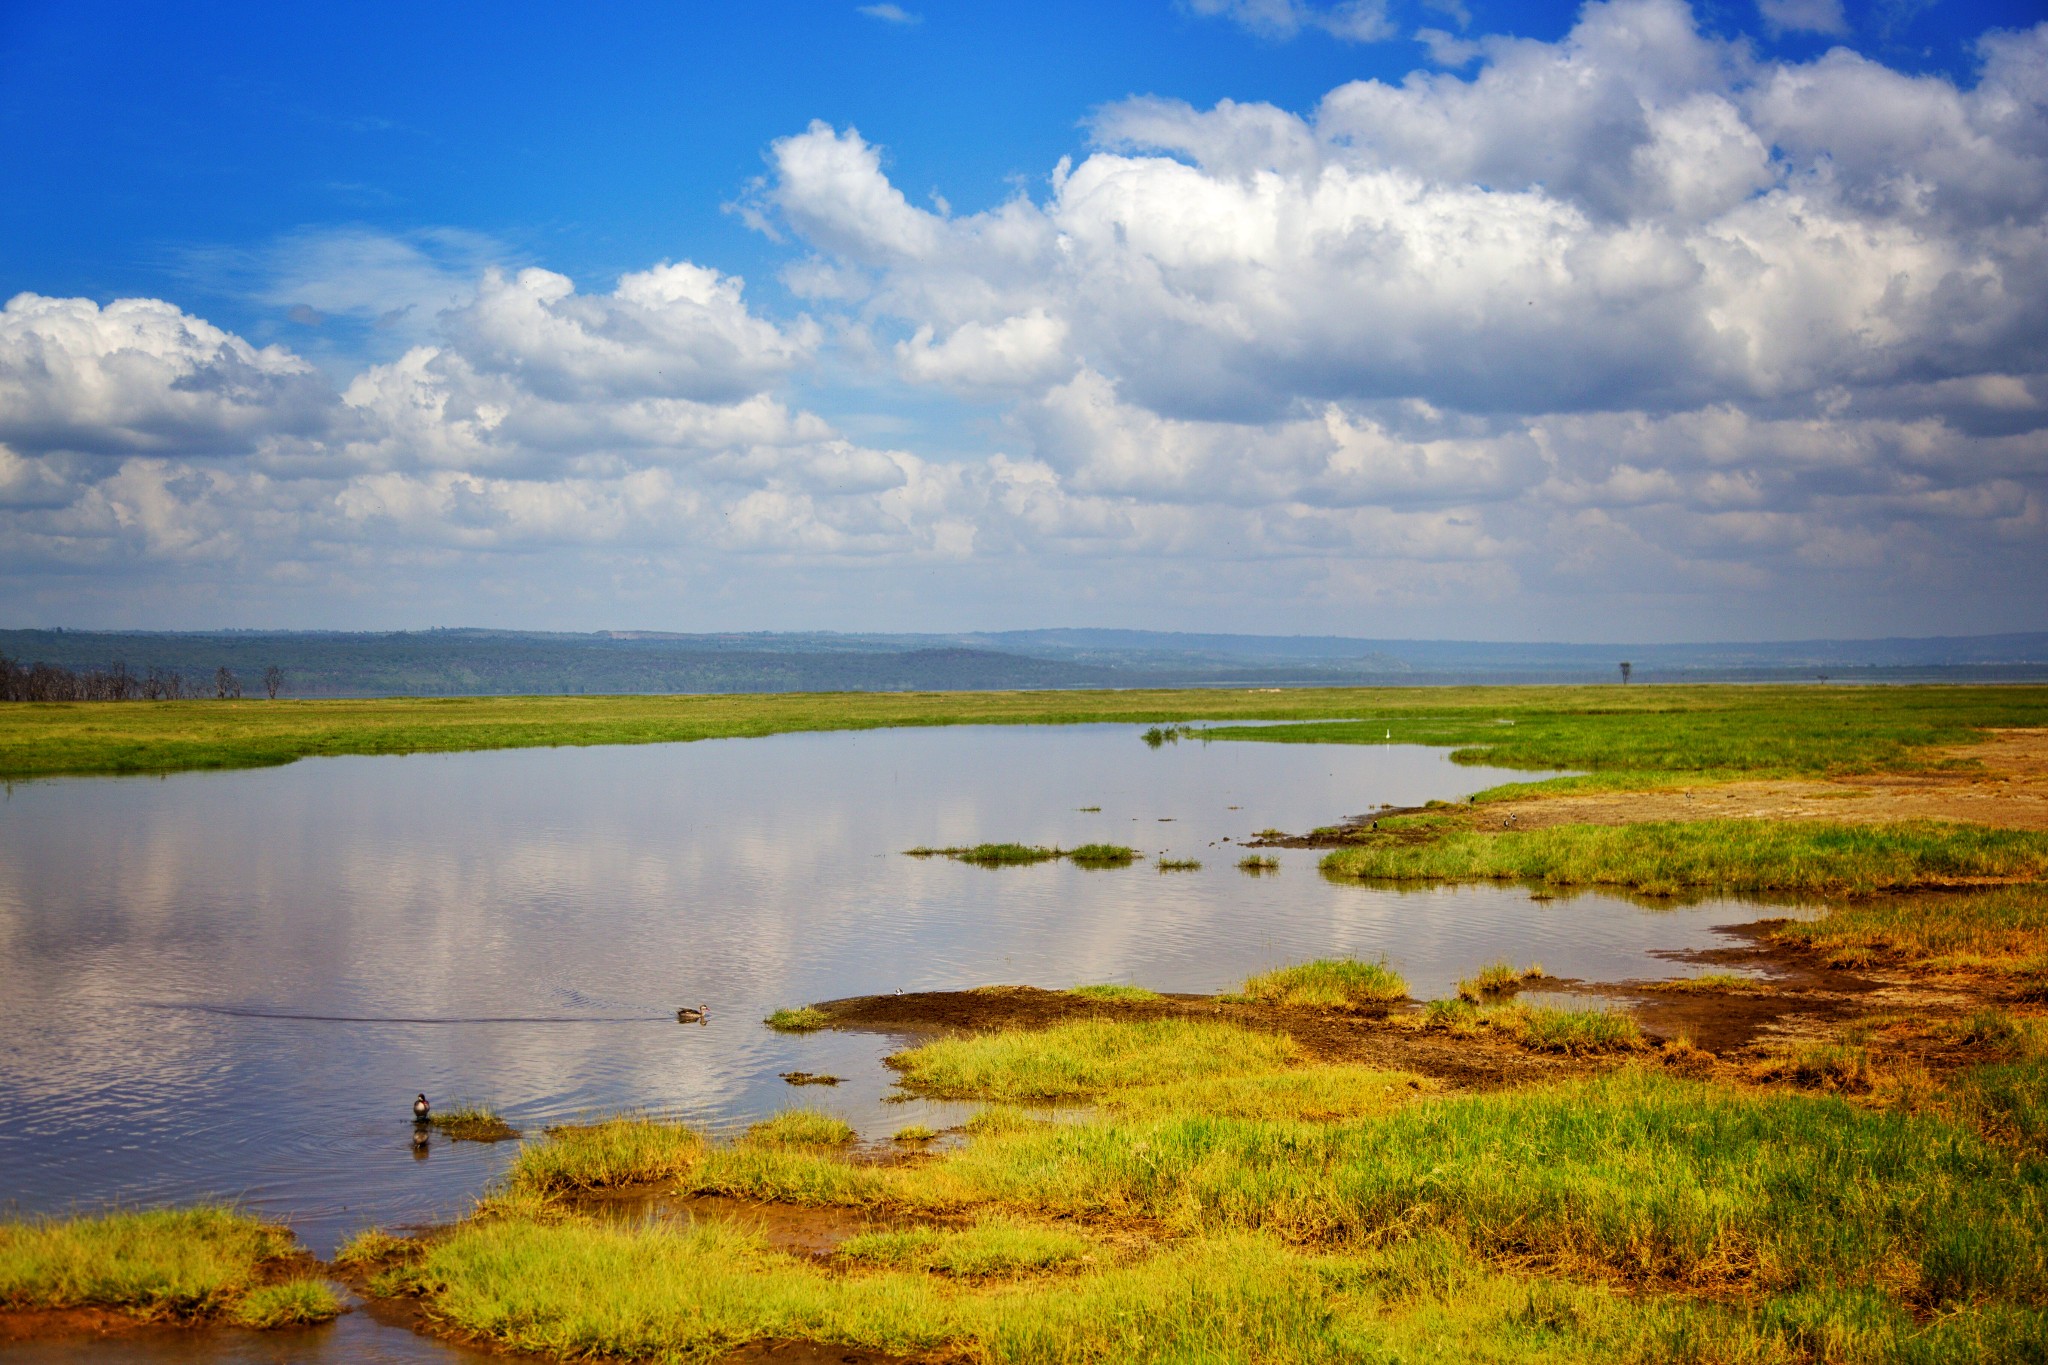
[810, 917, 2016, 1074]
[814, 985, 1632, 1089]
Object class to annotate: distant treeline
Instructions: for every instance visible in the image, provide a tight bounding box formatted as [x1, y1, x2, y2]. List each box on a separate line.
[0, 655, 283, 702]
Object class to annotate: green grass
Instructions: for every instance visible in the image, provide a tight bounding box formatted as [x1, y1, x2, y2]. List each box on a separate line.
[1065, 843, 1137, 867]
[1156, 857, 1203, 872]
[1324, 819, 2048, 896]
[1067, 984, 1163, 1002]
[1423, 1000, 1644, 1054]
[764, 1006, 829, 1032]
[0, 1207, 322, 1325]
[9, 683, 2037, 781]
[908, 843, 1061, 866]
[837, 1217, 1095, 1277]
[746, 1111, 856, 1147]
[1234, 958, 1408, 1009]
[886, 1017, 1300, 1103]
[502, 1117, 705, 1195]
[372, 1210, 2048, 1365]
[1099, 1065, 1426, 1123]
[227, 1277, 344, 1328]
[401, 1059, 2048, 1361]
[1456, 960, 1544, 1001]
[1238, 854, 1280, 872]
[1654, 971, 1769, 994]
[1766, 884, 2048, 970]
[905, 843, 1138, 868]
[893, 1125, 939, 1144]
[1198, 685, 2048, 789]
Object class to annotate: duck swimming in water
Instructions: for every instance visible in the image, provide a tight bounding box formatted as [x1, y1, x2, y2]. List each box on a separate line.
[675, 1004, 708, 1023]
[413, 1093, 431, 1123]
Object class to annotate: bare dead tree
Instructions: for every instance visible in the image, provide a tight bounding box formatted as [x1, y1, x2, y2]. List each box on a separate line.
[1619, 661, 1633, 684]
[215, 665, 241, 700]
[263, 665, 284, 700]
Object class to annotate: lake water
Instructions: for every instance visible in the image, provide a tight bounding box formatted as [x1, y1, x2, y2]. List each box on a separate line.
[0, 724, 1780, 1361]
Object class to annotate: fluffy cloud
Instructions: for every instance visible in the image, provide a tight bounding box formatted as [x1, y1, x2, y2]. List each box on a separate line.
[0, 294, 331, 457]
[3, 0, 2044, 635]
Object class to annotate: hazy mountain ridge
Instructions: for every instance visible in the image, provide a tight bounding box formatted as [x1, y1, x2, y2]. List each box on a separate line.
[3, 627, 2045, 698]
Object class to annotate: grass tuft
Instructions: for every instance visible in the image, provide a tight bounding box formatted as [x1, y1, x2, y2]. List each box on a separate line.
[746, 1111, 857, 1147]
[908, 843, 1061, 866]
[1237, 854, 1280, 872]
[1751, 1044, 1875, 1093]
[1423, 1000, 1643, 1054]
[837, 1217, 1094, 1277]
[1456, 960, 1544, 1002]
[1065, 843, 1137, 868]
[0, 1207, 301, 1324]
[427, 1103, 519, 1142]
[1235, 958, 1408, 1009]
[888, 1018, 1299, 1103]
[227, 1277, 343, 1328]
[1156, 857, 1203, 872]
[1067, 984, 1162, 1002]
[765, 1006, 829, 1033]
[503, 1118, 704, 1194]
[333, 1228, 413, 1269]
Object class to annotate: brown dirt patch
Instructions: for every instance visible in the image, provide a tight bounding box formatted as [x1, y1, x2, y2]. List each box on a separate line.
[0, 1305, 160, 1344]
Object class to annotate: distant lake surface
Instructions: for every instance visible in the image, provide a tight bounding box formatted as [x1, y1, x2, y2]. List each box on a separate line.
[0, 725, 1777, 1362]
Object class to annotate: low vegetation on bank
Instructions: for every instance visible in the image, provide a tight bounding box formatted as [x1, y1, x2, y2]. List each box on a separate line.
[887, 1017, 1299, 1103]
[0, 1207, 338, 1328]
[359, 1002, 2047, 1364]
[1764, 883, 2048, 974]
[4, 682, 2041, 781]
[1422, 999, 1644, 1055]
[1232, 957, 1408, 1009]
[1323, 818, 2048, 895]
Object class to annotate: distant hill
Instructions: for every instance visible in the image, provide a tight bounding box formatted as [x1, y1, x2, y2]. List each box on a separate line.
[2, 627, 2045, 697]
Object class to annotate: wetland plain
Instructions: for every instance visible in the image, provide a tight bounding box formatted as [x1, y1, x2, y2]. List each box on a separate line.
[3, 685, 2047, 1362]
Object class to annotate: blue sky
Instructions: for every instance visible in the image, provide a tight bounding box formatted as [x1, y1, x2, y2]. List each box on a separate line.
[2, 0, 2045, 639]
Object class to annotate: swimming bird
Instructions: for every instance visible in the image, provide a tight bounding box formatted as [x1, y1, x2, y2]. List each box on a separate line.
[413, 1093, 430, 1123]
[675, 1004, 708, 1023]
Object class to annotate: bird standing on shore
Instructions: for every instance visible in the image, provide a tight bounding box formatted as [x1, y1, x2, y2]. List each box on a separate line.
[413, 1093, 430, 1123]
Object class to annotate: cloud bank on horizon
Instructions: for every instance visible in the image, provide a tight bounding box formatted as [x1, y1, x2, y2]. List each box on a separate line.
[2, 0, 2044, 638]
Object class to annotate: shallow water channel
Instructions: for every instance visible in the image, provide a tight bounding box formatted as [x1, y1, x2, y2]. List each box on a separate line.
[1, 724, 1783, 1361]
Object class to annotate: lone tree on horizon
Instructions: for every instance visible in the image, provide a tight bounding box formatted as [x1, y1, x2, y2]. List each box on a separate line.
[1619, 661, 1633, 684]
[215, 665, 240, 700]
[263, 665, 284, 700]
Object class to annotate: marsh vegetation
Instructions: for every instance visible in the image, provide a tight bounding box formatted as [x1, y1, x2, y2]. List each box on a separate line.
[0, 1208, 338, 1329]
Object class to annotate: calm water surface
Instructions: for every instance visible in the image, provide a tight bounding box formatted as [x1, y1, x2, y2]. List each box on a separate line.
[1, 725, 1778, 1360]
